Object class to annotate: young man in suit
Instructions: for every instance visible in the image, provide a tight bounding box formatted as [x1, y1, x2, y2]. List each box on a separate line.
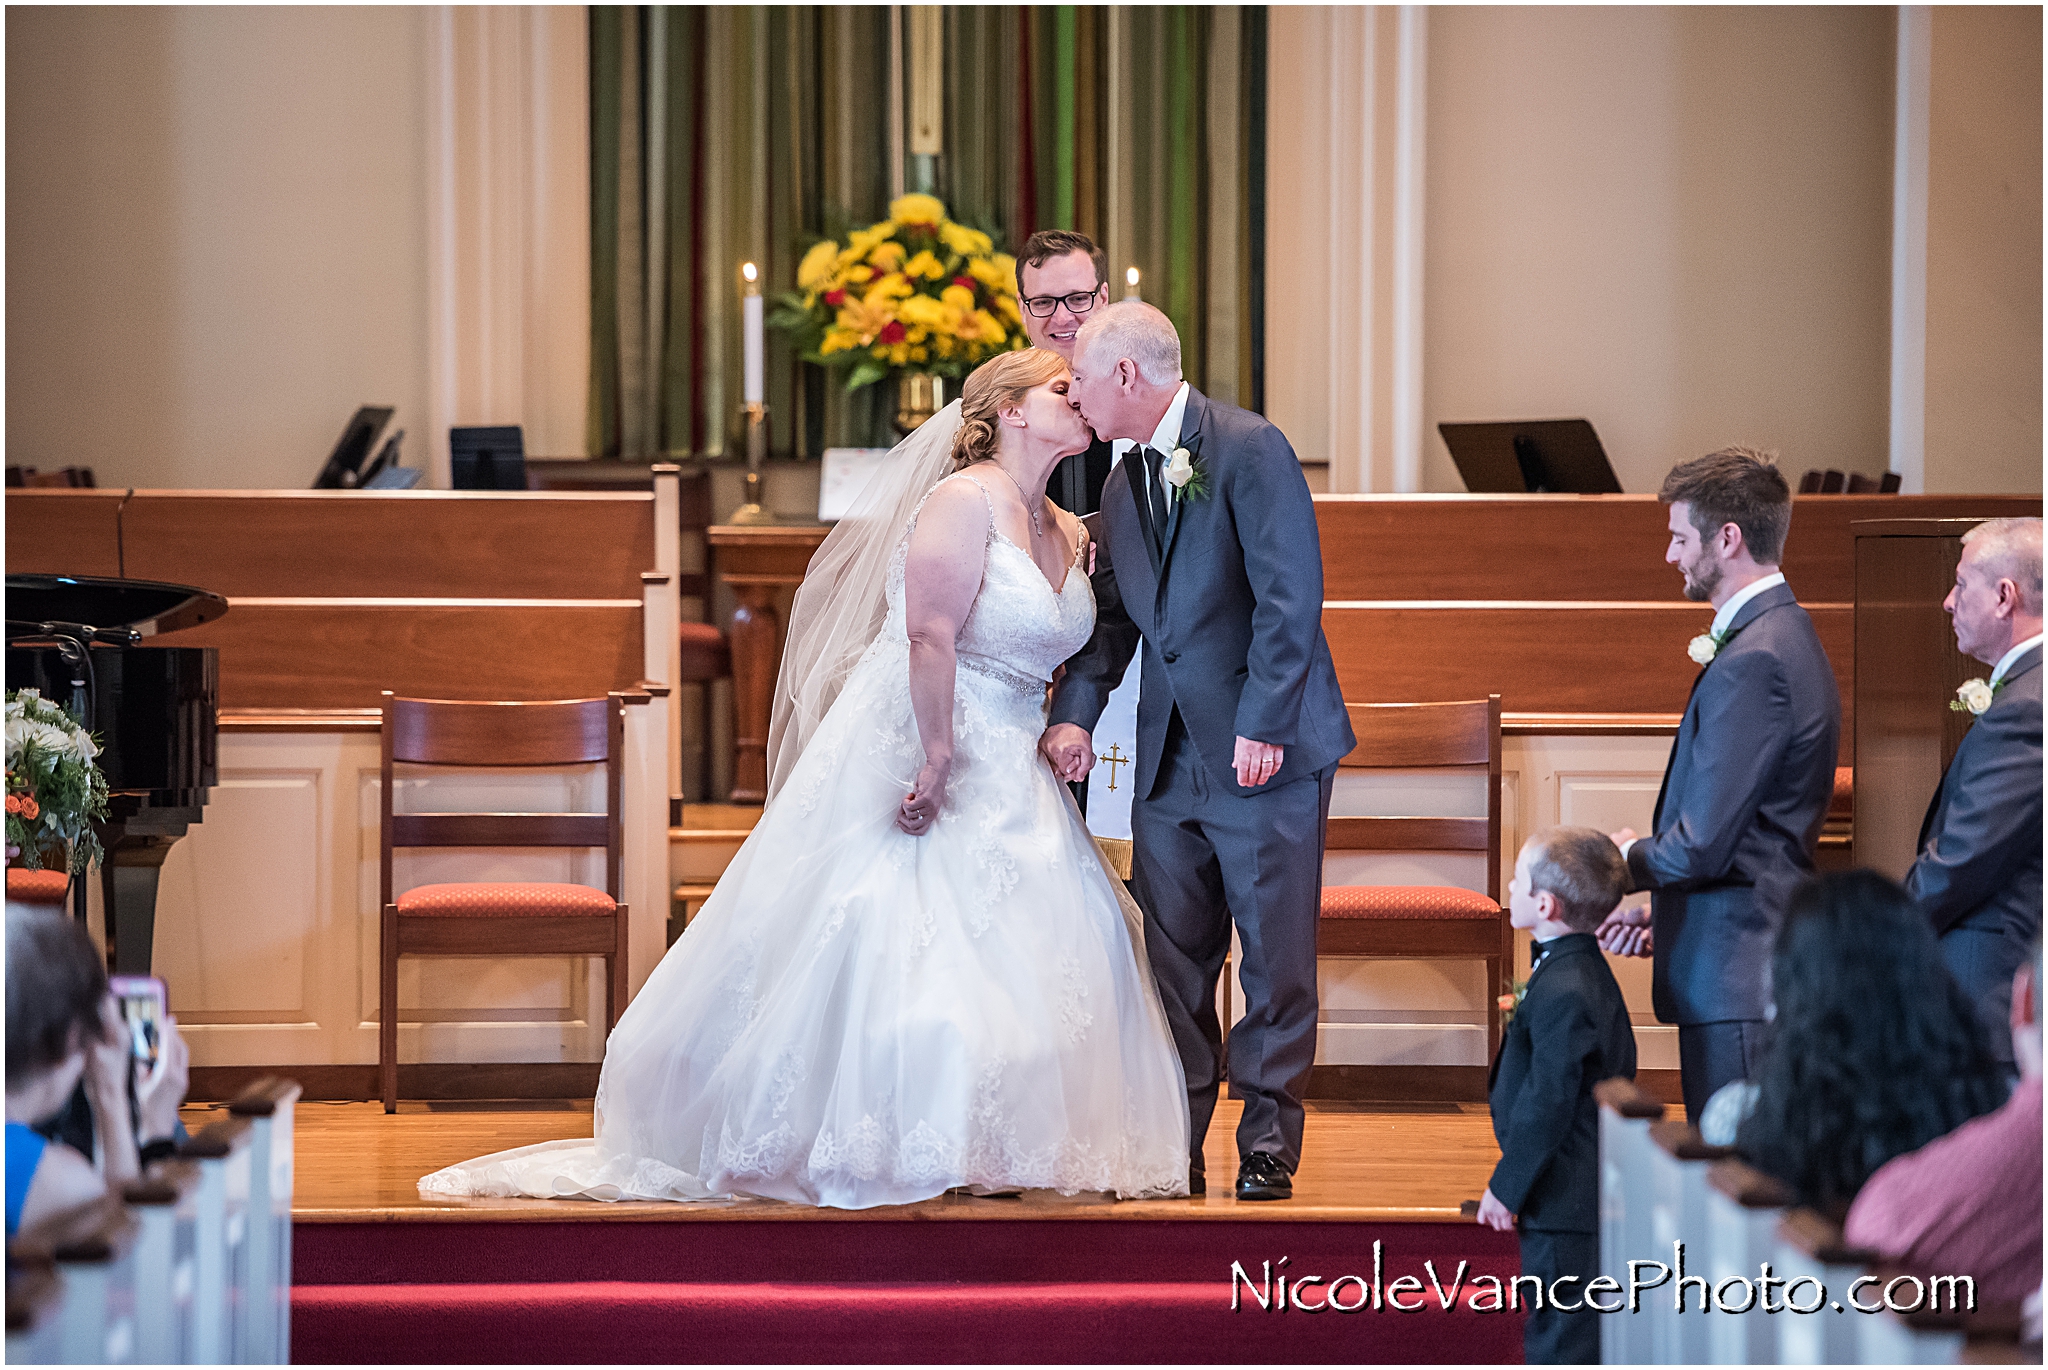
[1596, 448, 1840, 1123]
[1043, 302, 1355, 1201]
[1477, 827, 1636, 1365]
[1906, 517, 2043, 1068]
[1015, 229, 1117, 517]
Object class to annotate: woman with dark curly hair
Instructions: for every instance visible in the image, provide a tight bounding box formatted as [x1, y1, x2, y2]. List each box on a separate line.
[1735, 869, 2011, 1218]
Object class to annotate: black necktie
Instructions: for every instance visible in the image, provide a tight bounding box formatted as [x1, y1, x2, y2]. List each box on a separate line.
[1141, 446, 1169, 552]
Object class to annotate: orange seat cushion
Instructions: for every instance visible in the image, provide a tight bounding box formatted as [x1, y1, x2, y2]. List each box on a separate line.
[5, 868, 71, 904]
[1320, 885, 1501, 920]
[396, 882, 617, 917]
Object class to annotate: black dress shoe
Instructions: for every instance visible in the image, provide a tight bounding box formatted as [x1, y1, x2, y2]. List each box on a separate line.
[1188, 1166, 1206, 1196]
[1235, 1152, 1293, 1201]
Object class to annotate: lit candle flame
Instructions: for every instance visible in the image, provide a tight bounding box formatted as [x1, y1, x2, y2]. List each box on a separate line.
[1123, 266, 1141, 301]
[741, 261, 758, 283]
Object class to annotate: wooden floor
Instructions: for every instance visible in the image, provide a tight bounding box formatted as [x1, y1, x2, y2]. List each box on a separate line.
[199, 1096, 1503, 1226]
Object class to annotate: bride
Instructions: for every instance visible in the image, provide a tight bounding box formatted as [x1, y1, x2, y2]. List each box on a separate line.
[420, 349, 1190, 1208]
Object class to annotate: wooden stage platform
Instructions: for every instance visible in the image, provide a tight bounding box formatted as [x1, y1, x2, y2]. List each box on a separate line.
[193, 1096, 1506, 1224]
[252, 1096, 1542, 1362]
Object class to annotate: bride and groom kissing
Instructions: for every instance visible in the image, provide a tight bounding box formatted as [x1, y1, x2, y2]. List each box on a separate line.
[422, 232, 1356, 1210]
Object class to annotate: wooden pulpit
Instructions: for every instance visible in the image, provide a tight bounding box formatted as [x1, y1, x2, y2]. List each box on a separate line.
[706, 522, 830, 802]
[1850, 518, 1986, 880]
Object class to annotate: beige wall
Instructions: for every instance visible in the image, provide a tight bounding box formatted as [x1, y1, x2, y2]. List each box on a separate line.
[1422, 7, 1896, 495]
[7, 6, 430, 490]
[1923, 6, 2042, 494]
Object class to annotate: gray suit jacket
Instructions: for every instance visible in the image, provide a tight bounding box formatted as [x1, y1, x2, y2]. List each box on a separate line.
[1049, 387, 1355, 799]
[1627, 582, 1841, 1025]
[1905, 645, 2043, 944]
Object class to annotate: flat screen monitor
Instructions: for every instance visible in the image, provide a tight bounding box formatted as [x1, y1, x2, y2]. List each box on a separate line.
[312, 406, 395, 489]
[450, 426, 527, 491]
[1437, 418, 1623, 494]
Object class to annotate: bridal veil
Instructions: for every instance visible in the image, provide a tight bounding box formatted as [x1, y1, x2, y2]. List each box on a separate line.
[764, 400, 964, 801]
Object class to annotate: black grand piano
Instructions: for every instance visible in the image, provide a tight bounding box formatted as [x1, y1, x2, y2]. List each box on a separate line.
[7, 574, 225, 974]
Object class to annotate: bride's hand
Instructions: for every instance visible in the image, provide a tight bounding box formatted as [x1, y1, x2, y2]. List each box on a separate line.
[1039, 724, 1094, 783]
[897, 756, 951, 835]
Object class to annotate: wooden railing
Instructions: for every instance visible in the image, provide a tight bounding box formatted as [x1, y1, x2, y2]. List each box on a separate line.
[4, 1077, 300, 1364]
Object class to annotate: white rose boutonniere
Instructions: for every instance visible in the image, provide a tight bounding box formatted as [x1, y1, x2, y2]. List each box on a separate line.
[1163, 446, 1209, 501]
[1686, 624, 1737, 665]
[1950, 678, 1999, 715]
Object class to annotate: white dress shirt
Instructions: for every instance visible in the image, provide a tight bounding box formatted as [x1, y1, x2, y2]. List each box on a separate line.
[1991, 632, 2045, 686]
[1709, 571, 1787, 638]
[1111, 381, 1192, 509]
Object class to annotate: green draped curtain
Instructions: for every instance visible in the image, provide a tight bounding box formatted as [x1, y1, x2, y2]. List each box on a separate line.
[589, 5, 1266, 460]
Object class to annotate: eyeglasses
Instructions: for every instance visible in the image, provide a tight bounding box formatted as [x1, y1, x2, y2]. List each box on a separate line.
[1020, 289, 1103, 319]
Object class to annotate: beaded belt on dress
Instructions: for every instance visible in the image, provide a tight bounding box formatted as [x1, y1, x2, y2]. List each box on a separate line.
[957, 652, 1048, 696]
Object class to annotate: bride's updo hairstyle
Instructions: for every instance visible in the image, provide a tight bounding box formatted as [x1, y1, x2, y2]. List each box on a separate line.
[950, 348, 1069, 471]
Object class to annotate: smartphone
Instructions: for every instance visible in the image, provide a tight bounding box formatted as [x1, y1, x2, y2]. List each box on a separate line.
[108, 975, 167, 1069]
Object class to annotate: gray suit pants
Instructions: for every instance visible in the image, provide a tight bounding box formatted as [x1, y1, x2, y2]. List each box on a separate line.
[1129, 718, 1335, 1174]
[1941, 925, 2022, 1068]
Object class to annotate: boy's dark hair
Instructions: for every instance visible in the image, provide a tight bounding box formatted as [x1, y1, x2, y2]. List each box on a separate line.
[1019, 229, 1106, 289]
[1659, 446, 1793, 565]
[6, 906, 107, 1082]
[1523, 827, 1629, 932]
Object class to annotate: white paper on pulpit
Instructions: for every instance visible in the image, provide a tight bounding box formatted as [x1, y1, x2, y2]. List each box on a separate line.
[1085, 655, 1142, 841]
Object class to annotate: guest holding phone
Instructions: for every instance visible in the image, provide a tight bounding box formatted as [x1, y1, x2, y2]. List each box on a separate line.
[5, 907, 188, 1237]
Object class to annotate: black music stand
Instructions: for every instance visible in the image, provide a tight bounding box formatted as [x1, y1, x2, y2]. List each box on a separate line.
[312, 406, 396, 489]
[1438, 419, 1623, 494]
[451, 426, 527, 490]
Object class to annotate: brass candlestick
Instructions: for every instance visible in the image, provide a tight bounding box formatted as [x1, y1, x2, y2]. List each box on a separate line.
[728, 402, 774, 525]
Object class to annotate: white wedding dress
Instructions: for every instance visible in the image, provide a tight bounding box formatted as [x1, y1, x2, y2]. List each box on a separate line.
[419, 474, 1190, 1209]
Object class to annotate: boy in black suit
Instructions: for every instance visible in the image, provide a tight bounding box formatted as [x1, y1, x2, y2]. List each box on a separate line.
[1477, 826, 1637, 1364]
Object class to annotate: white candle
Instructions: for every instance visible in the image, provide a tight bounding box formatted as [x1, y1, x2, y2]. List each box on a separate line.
[1124, 266, 1141, 301]
[741, 261, 764, 404]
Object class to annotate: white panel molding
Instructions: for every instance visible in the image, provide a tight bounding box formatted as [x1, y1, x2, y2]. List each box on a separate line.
[1265, 6, 1427, 493]
[426, 5, 591, 483]
[1889, 5, 1932, 492]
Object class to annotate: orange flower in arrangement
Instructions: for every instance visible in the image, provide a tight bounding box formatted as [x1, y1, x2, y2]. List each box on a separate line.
[771, 195, 1026, 393]
[6, 689, 110, 872]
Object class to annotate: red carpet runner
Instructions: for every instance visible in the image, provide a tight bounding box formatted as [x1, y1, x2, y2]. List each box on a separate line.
[293, 1216, 1526, 1363]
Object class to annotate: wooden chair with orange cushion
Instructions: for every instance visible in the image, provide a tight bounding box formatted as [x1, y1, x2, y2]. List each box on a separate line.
[1317, 696, 1511, 1061]
[379, 691, 630, 1113]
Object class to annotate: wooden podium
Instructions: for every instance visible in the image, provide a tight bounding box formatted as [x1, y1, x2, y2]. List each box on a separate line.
[1850, 519, 1986, 879]
[706, 522, 830, 802]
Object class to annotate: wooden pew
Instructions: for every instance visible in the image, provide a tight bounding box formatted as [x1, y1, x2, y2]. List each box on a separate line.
[4, 1252, 65, 1364]
[179, 1115, 255, 1364]
[6, 489, 660, 711]
[1312, 492, 2041, 602]
[1595, 1078, 1667, 1365]
[229, 1077, 300, 1365]
[123, 1162, 202, 1363]
[16, 1194, 142, 1364]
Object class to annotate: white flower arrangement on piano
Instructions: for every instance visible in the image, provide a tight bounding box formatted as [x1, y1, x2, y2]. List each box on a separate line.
[5, 689, 109, 872]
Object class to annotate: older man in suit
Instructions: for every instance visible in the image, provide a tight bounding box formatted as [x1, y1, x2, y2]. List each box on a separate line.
[1906, 517, 2044, 1068]
[1597, 449, 1841, 1123]
[1042, 302, 1354, 1200]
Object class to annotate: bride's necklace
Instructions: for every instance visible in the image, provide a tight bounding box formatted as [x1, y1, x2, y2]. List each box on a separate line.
[992, 463, 1045, 540]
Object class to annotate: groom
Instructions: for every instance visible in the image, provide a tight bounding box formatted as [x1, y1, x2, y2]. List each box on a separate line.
[1041, 302, 1354, 1200]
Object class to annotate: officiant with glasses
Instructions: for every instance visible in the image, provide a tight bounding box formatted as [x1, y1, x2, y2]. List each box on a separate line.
[1017, 230, 1117, 517]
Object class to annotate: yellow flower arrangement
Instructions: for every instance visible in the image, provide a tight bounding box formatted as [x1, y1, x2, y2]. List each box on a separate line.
[769, 195, 1027, 392]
